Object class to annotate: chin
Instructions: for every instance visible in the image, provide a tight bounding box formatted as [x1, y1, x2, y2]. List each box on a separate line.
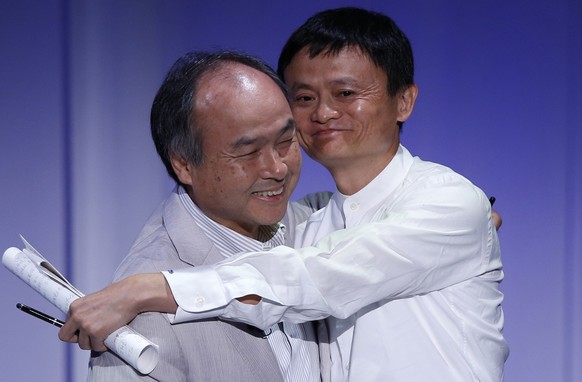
[260, 210, 287, 226]
[309, 142, 344, 158]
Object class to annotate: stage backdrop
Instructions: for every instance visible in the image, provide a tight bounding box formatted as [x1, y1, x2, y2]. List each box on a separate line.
[1, 1, 580, 381]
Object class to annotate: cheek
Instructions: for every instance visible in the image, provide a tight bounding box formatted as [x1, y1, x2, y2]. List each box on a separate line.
[205, 161, 235, 193]
[296, 146, 303, 168]
[227, 163, 256, 188]
[292, 119, 312, 148]
[349, 104, 382, 134]
[296, 131, 309, 150]
[287, 144, 302, 171]
[291, 107, 312, 130]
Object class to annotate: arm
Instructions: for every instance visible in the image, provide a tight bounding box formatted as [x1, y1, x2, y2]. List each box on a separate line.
[58, 273, 176, 351]
[60, 182, 498, 346]
[168, 177, 499, 328]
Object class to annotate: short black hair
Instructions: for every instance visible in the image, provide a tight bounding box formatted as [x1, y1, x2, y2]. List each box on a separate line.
[151, 50, 287, 184]
[277, 7, 414, 97]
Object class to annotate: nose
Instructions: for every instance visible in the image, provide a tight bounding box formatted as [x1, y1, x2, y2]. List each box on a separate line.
[260, 149, 288, 180]
[312, 98, 339, 123]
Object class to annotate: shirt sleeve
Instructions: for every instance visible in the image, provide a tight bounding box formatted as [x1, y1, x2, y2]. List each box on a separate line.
[164, 176, 500, 330]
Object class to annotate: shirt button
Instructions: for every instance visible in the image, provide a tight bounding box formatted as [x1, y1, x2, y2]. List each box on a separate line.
[350, 203, 358, 210]
[195, 297, 205, 307]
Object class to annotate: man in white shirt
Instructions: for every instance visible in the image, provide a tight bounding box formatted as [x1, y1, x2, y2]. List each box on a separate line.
[60, 7, 508, 381]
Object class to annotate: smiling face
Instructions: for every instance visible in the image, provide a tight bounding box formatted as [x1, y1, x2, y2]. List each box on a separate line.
[171, 63, 301, 238]
[284, 46, 417, 194]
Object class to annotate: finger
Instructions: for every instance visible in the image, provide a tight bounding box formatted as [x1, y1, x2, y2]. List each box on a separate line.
[58, 325, 79, 343]
[58, 331, 79, 343]
[93, 340, 108, 352]
[77, 331, 91, 351]
[87, 335, 108, 352]
[492, 210, 502, 230]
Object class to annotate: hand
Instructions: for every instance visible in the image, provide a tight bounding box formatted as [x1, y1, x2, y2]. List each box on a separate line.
[492, 209, 502, 230]
[58, 276, 141, 351]
[489, 196, 502, 230]
[237, 294, 261, 305]
[58, 273, 177, 351]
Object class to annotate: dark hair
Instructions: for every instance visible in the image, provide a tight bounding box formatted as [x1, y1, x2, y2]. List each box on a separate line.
[277, 7, 414, 97]
[151, 50, 287, 185]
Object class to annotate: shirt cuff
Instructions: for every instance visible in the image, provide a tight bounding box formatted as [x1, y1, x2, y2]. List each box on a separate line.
[162, 266, 229, 314]
[166, 305, 228, 324]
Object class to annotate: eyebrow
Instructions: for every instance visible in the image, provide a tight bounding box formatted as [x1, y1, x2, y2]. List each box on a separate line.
[288, 82, 312, 93]
[289, 77, 359, 92]
[329, 77, 359, 87]
[231, 118, 296, 150]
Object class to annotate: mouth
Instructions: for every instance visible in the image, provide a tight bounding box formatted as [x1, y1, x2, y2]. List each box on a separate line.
[313, 127, 346, 137]
[252, 187, 284, 198]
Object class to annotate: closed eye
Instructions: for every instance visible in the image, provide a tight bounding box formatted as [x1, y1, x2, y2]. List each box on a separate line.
[276, 137, 295, 156]
[277, 137, 295, 147]
[294, 95, 314, 103]
[239, 149, 260, 158]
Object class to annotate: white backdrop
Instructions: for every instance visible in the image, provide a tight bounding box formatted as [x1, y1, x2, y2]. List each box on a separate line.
[1, 1, 580, 381]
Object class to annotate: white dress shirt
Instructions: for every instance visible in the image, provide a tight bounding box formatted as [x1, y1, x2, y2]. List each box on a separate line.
[164, 145, 509, 381]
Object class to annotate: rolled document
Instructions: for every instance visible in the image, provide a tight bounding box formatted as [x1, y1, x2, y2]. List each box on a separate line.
[2, 237, 159, 374]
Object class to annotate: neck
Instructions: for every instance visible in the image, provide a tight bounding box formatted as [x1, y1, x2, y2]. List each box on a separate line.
[327, 145, 399, 196]
[329, 158, 389, 195]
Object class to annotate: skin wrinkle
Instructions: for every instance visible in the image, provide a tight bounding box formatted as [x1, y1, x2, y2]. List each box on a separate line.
[285, 46, 417, 196]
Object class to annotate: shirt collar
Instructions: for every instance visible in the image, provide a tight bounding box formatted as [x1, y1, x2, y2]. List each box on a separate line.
[337, 144, 414, 213]
[177, 186, 285, 258]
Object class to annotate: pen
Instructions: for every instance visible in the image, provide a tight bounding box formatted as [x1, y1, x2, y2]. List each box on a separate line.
[16, 303, 65, 328]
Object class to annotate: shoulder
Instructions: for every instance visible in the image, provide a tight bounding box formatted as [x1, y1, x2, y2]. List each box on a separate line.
[113, 227, 182, 280]
[397, 157, 490, 223]
[287, 191, 333, 224]
[113, 194, 189, 280]
[296, 191, 334, 210]
[407, 157, 483, 197]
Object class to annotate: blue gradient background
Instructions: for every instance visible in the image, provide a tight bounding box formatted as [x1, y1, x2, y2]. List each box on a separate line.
[1, 1, 580, 381]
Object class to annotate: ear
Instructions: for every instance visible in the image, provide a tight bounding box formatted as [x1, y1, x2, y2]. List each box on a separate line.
[170, 154, 195, 187]
[396, 84, 418, 123]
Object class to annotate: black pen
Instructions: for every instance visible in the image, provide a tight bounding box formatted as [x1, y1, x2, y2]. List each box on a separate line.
[16, 303, 65, 328]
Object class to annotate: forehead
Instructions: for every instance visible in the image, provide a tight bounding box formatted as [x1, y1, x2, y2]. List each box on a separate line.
[196, 62, 264, 99]
[194, 63, 293, 143]
[285, 46, 387, 87]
